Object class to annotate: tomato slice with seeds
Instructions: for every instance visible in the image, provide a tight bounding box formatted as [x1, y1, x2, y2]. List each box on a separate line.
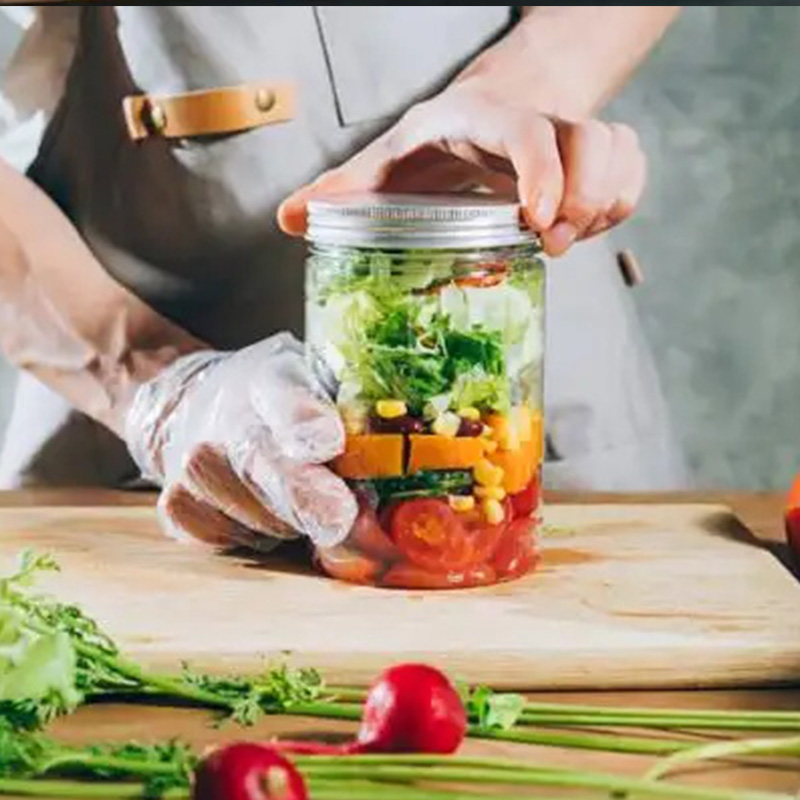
[493, 518, 538, 579]
[389, 498, 474, 573]
[317, 546, 383, 585]
[382, 561, 497, 590]
[457, 501, 509, 564]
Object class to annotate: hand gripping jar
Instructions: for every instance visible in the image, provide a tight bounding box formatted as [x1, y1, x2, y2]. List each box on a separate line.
[305, 194, 545, 589]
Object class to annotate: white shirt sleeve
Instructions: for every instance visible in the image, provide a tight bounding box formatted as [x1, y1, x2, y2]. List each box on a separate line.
[0, 7, 80, 173]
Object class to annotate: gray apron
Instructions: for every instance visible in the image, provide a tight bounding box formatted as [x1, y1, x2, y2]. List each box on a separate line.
[0, 6, 689, 491]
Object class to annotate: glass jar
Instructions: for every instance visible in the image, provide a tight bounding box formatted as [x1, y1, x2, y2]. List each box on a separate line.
[305, 194, 545, 589]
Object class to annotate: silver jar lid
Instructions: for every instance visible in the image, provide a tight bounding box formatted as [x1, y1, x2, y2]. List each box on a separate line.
[306, 193, 540, 249]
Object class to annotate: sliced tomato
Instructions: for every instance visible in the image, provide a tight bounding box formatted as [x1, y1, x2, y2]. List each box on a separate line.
[316, 546, 383, 585]
[785, 472, 800, 561]
[347, 502, 401, 563]
[509, 477, 541, 519]
[382, 561, 497, 590]
[457, 502, 509, 564]
[492, 518, 538, 579]
[389, 498, 475, 573]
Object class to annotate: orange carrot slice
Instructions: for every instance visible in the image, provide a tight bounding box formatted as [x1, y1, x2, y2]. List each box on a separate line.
[332, 434, 404, 479]
[407, 435, 484, 474]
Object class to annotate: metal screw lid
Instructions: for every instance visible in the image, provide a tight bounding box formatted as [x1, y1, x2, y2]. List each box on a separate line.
[306, 193, 540, 250]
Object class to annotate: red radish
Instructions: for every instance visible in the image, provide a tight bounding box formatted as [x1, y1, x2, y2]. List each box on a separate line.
[193, 742, 307, 800]
[355, 663, 467, 754]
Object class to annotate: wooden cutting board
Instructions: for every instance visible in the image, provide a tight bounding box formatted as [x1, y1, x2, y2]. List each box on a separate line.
[0, 503, 798, 690]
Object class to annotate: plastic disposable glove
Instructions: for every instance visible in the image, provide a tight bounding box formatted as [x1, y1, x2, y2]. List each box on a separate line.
[278, 83, 646, 256]
[124, 333, 357, 551]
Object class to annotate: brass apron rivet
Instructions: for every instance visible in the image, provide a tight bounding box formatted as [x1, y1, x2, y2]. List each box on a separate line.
[141, 101, 167, 135]
[255, 88, 276, 113]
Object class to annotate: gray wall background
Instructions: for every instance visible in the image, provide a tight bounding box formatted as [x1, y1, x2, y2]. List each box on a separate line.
[0, 7, 797, 489]
[607, 5, 800, 490]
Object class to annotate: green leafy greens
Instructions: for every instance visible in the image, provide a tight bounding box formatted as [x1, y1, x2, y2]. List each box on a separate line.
[0, 551, 337, 734]
[309, 249, 545, 415]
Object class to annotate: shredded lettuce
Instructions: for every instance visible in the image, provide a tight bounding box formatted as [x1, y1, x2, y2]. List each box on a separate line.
[310, 248, 543, 415]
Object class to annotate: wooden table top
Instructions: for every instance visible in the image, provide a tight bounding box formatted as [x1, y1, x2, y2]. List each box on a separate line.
[3, 489, 799, 796]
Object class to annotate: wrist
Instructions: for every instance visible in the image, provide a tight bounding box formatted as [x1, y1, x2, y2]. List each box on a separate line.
[451, 45, 596, 123]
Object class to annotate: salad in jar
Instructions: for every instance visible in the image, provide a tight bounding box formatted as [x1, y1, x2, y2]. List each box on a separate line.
[305, 195, 545, 590]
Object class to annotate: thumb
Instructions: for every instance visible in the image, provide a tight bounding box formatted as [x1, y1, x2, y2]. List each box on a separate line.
[277, 133, 399, 236]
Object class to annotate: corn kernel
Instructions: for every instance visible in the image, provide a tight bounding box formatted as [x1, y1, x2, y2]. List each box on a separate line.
[432, 411, 461, 438]
[457, 406, 481, 422]
[475, 485, 506, 501]
[474, 458, 504, 487]
[481, 439, 498, 454]
[483, 498, 505, 525]
[448, 495, 476, 512]
[376, 399, 407, 419]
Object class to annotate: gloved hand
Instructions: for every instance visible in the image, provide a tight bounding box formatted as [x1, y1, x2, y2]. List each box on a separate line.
[278, 82, 646, 257]
[124, 333, 357, 551]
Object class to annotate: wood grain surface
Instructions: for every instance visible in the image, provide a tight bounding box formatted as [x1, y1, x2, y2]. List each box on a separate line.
[1, 490, 798, 797]
[1, 499, 798, 690]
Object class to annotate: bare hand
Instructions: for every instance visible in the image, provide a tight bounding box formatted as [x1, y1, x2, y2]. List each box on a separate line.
[278, 84, 646, 256]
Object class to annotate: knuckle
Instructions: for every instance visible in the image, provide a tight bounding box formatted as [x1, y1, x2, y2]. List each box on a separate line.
[561, 192, 605, 223]
[609, 121, 640, 148]
[608, 199, 635, 224]
[396, 101, 433, 144]
[577, 118, 612, 146]
[185, 442, 217, 475]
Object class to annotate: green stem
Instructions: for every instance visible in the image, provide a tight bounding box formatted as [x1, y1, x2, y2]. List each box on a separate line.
[40, 752, 180, 779]
[285, 702, 692, 755]
[470, 725, 688, 755]
[295, 754, 534, 769]
[647, 735, 800, 780]
[299, 763, 785, 800]
[287, 702, 364, 722]
[328, 687, 366, 704]
[76, 644, 232, 710]
[309, 782, 518, 800]
[521, 702, 800, 724]
[518, 713, 800, 731]
[309, 780, 571, 800]
[328, 685, 800, 731]
[0, 778, 188, 798]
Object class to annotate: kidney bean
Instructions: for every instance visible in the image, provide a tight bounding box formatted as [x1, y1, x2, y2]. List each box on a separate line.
[457, 418, 484, 437]
[370, 415, 425, 434]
